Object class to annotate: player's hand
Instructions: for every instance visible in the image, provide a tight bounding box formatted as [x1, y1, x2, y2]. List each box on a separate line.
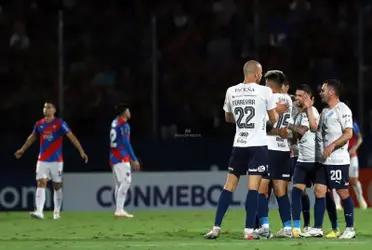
[130, 160, 141, 171]
[323, 143, 335, 158]
[80, 151, 88, 164]
[349, 146, 357, 155]
[303, 94, 314, 109]
[276, 102, 288, 114]
[14, 149, 24, 159]
[278, 128, 289, 138]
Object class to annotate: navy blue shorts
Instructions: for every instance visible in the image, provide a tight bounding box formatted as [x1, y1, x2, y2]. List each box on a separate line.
[228, 146, 269, 177]
[293, 162, 327, 187]
[290, 157, 298, 179]
[264, 150, 291, 181]
[322, 164, 350, 189]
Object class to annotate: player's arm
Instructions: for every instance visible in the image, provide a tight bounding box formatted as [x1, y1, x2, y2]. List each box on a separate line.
[122, 126, 140, 171]
[323, 127, 353, 158]
[303, 95, 318, 131]
[349, 124, 363, 154]
[14, 132, 37, 159]
[66, 132, 88, 163]
[225, 112, 235, 123]
[287, 123, 308, 138]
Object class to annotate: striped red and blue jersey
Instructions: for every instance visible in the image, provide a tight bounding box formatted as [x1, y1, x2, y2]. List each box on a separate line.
[109, 117, 138, 166]
[33, 118, 70, 162]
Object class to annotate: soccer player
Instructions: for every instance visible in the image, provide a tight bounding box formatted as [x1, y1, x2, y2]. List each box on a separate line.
[14, 101, 88, 219]
[110, 103, 140, 218]
[205, 60, 279, 240]
[288, 84, 321, 237]
[256, 70, 293, 238]
[304, 79, 355, 239]
[333, 120, 367, 210]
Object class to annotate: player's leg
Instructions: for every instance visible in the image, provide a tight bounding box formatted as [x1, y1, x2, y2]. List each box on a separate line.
[332, 188, 342, 210]
[244, 146, 269, 240]
[257, 178, 270, 231]
[205, 173, 239, 239]
[31, 161, 48, 219]
[50, 162, 63, 219]
[205, 148, 243, 239]
[113, 162, 132, 217]
[291, 162, 310, 237]
[325, 190, 339, 237]
[301, 190, 310, 229]
[301, 164, 327, 237]
[349, 156, 367, 209]
[331, 165, 356, 239]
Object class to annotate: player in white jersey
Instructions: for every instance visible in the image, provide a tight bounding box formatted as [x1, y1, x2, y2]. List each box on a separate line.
[287, 84, 325, 237]
[305, 79, 355, 239]
[256, 70, 293, 238]
[205, 60, 279, 240]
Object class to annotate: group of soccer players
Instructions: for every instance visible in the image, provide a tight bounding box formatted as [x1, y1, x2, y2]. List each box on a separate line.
[205, 60, 359, 240]
[15, 102, 139, 219]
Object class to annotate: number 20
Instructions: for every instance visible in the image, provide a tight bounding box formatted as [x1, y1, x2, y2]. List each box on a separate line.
[330, 170, 342, 181]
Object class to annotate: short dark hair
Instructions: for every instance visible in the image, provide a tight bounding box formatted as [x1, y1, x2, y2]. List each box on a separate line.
[324, 79, 342, 96]
[296, 84, 313, 97]
[264, 70, 287, 86]
[44, 99, 57, 108]
[115, 103, 130, 115]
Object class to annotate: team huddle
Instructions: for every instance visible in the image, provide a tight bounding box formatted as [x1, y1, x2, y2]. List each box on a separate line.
[205, 60, 361, 240]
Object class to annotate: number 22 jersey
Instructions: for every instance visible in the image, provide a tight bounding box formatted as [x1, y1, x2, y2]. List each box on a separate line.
[223, 82, 276, 148]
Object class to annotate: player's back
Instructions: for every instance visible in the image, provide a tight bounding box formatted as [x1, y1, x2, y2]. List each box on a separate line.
[267, 93, 293, 151]
[109, 117, 131, 165]
[223, 82, 275, 147]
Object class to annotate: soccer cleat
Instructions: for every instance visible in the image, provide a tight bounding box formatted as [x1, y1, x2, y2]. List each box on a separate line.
[300, 227, 323, 237]
[325, 229, 341, 239]
[359, 199, 368, 210]
[275, 228, 292, 238]
[303, 226, 312, 233]
[204, 226, 220, 239]
[339, 228, 356, 239]
[30, 211, 44, 220]
[114, 210, 134, 218]
[254, 227, 273, 239]
[244, 230, 260, 240]
[292, 228, 302, 238]
[53, 212, 61, 220]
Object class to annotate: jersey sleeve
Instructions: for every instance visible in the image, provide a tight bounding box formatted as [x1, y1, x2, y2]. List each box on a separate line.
[353, 122, 360, 134]
[223, 88, 232, 113]
[121, 124, 138, 161]
[61, 120, 71, 135]
[340, 105, 353, 130]
[266, 88, 276, 111]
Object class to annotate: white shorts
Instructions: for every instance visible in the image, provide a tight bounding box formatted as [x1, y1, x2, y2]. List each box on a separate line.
[112, 162, 132, 185]
[36, 161, 63, 182]
[349, 156, 359, 178]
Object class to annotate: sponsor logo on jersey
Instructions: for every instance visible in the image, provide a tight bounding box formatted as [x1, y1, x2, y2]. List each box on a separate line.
[237, 138, 247, 144]
[239, 132, 249, 137]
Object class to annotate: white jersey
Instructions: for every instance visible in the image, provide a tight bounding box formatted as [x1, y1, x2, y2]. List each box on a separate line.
[223, 82, 276, 147]
[294, 106, 320, 162]
[267, 93, 293, 151]
[316, 102, 353, 165]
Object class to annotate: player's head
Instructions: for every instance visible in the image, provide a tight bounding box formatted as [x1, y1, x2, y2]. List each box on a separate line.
[43, 100, 56, 117]
[264, 70, 287, 93]
[320, 79, 342, 103]
[282, 80, 290, 94]
[295, 84, 313, 108]
[115, 103, 131, 119]
[243, 60, 262, 84]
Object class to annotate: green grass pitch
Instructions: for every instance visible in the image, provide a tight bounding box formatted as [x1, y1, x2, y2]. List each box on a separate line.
[0, 209, 371, 250]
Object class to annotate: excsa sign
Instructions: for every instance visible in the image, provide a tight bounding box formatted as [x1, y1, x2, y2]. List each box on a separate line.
[63, 172, 245, 211]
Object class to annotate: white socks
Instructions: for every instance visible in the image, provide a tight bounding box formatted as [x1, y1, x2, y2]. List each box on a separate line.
[53, 189, 63, 213]
[353, 181, 363, 200]
[35, 187, 46, 214]
[115, 181, 130, 212]
[332, 189, 341, 208]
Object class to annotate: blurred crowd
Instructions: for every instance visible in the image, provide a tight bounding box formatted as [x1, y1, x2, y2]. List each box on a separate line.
[1, 0, 372, 170]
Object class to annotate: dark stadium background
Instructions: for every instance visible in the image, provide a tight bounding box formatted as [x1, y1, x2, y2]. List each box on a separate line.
[1, 0, 372, 173]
